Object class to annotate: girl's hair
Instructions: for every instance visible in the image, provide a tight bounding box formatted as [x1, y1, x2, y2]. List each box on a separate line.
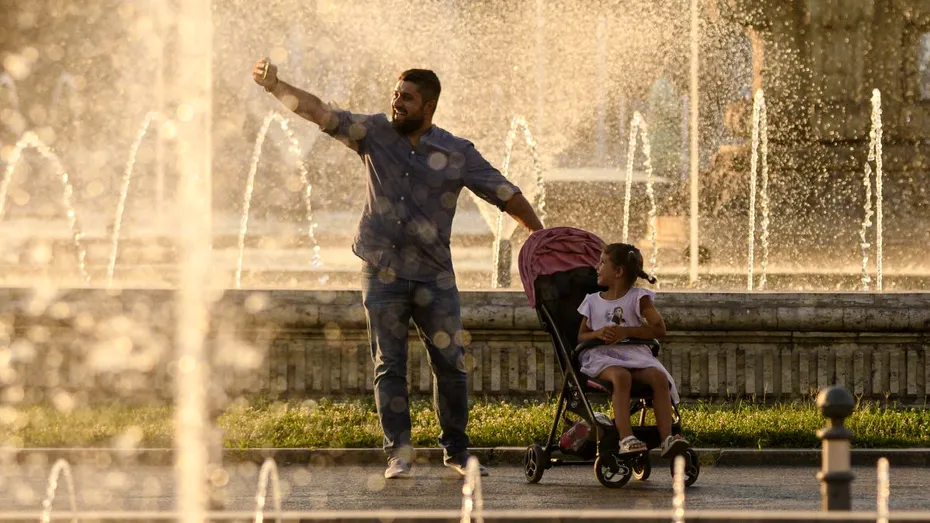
[603, 243, 657, 285]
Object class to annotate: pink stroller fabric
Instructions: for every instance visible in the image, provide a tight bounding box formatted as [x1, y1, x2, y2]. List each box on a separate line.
[518, 226, 606, 307]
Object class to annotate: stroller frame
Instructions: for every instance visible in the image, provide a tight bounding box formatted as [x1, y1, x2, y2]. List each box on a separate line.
[522, 267, 700, 488]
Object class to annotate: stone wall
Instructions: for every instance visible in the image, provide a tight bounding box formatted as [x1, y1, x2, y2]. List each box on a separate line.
[0, 289, 928, 405]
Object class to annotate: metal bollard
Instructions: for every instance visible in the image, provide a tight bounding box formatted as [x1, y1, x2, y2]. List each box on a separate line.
[816, 385, 855, 511]
[492, 238, 512, 288]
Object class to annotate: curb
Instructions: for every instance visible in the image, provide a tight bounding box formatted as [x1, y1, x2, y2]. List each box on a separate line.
[3, 447, 929, 467]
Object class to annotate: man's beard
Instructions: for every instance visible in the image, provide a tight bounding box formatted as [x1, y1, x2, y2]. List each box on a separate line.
[391, 114, 424, 135]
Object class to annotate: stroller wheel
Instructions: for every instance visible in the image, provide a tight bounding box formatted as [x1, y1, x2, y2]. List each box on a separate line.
[632, 453, 651, 481]
[668, 448, 701, 487]
[594, 453, 632, 488]
[524, 444, 547, 483]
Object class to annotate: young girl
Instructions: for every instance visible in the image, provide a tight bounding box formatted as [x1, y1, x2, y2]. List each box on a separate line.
[577, 243, 690, 458]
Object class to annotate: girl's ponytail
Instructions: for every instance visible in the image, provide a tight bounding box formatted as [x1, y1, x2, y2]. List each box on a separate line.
[604, 243, 657, 285]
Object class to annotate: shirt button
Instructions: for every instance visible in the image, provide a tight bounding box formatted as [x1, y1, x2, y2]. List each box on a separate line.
[397, 220, 401, 224]
[409, 151, 414, 156]
[404, 172, 409, 177]
[400, 196, 405, 201]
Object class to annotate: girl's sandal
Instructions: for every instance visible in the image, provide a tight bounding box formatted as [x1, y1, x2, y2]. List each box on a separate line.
[661, 434, 691, 459]
[619, 435, 648, 454]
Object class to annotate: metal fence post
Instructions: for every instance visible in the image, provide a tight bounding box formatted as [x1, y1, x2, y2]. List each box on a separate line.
[816, 385, 855, 511]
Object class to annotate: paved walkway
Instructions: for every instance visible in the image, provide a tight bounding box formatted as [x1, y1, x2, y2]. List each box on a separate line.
[2, 463, 929, 514]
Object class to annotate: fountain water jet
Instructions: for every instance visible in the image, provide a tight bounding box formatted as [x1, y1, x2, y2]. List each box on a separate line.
[254, 458, 283, 523]
[859, 88, 884, 291]
[168, 0, 214, 520]
[107, 111, 161, 287]
[50, 72, 80, 125]
[491, 115, 545, 288]
[680, 95, 690, 182]
[460, 456, 484, 523]
[534, 0, 545, 143]
[595, 17, 608, 164]
[0, 72, 20, 112]
[747, 88, 769, 291]
[235, 110, 322, 289]
[41, 458, 77, 523]
[877, 457, 890, 523]
[687, 0, 701, 287]
[0, 132, 90, 284]
[622, 111, 659, 280]
[672, 455, 686, 523]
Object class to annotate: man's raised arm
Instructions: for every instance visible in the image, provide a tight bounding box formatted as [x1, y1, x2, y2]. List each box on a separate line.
[252, 58, 329, 127]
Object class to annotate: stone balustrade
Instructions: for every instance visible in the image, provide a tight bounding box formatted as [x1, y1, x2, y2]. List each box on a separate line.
[0, 289, 927, 404]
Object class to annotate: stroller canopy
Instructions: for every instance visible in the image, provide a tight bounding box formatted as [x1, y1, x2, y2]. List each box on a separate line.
[518, 226, 605, 308]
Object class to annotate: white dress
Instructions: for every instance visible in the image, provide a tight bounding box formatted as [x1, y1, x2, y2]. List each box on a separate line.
[576, 287, 680, 403]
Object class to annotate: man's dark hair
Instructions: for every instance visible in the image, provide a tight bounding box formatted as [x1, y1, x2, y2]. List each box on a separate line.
[399, 69, 441, 103]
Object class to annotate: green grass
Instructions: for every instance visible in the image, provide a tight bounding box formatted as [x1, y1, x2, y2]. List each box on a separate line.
[2, 398, 928, 449]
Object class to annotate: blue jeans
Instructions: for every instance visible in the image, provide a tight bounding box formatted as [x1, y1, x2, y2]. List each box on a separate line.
[361, 265, 470, 459]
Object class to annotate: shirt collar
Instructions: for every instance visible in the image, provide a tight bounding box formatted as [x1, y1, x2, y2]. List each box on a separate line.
[419, 125, 454, 154]
[420, 124, 438, 145]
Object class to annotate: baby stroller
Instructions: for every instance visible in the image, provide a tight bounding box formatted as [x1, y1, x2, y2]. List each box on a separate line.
[517, 227, 700, 488]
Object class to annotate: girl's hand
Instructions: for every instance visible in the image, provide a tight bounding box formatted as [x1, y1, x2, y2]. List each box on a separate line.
[597, 326, 623, 343]
[609, 325, 626, 343]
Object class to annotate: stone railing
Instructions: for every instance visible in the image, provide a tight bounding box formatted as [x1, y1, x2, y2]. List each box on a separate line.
[0, 289, 928, 404]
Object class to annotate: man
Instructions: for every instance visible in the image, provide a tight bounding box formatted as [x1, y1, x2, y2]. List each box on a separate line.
[252, 59, 544, 479]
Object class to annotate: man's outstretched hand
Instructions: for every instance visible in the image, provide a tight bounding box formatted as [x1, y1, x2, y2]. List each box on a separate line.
[249, 58, 326, 124]
[252, 58, 278, 90]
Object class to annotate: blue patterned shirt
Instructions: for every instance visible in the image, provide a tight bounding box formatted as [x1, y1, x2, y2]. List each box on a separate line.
[321, 110, 521, 283]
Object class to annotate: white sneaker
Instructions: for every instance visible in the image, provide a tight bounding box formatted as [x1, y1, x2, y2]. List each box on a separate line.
[444, 452, 490, 477]
[384, 456, 412, 479]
